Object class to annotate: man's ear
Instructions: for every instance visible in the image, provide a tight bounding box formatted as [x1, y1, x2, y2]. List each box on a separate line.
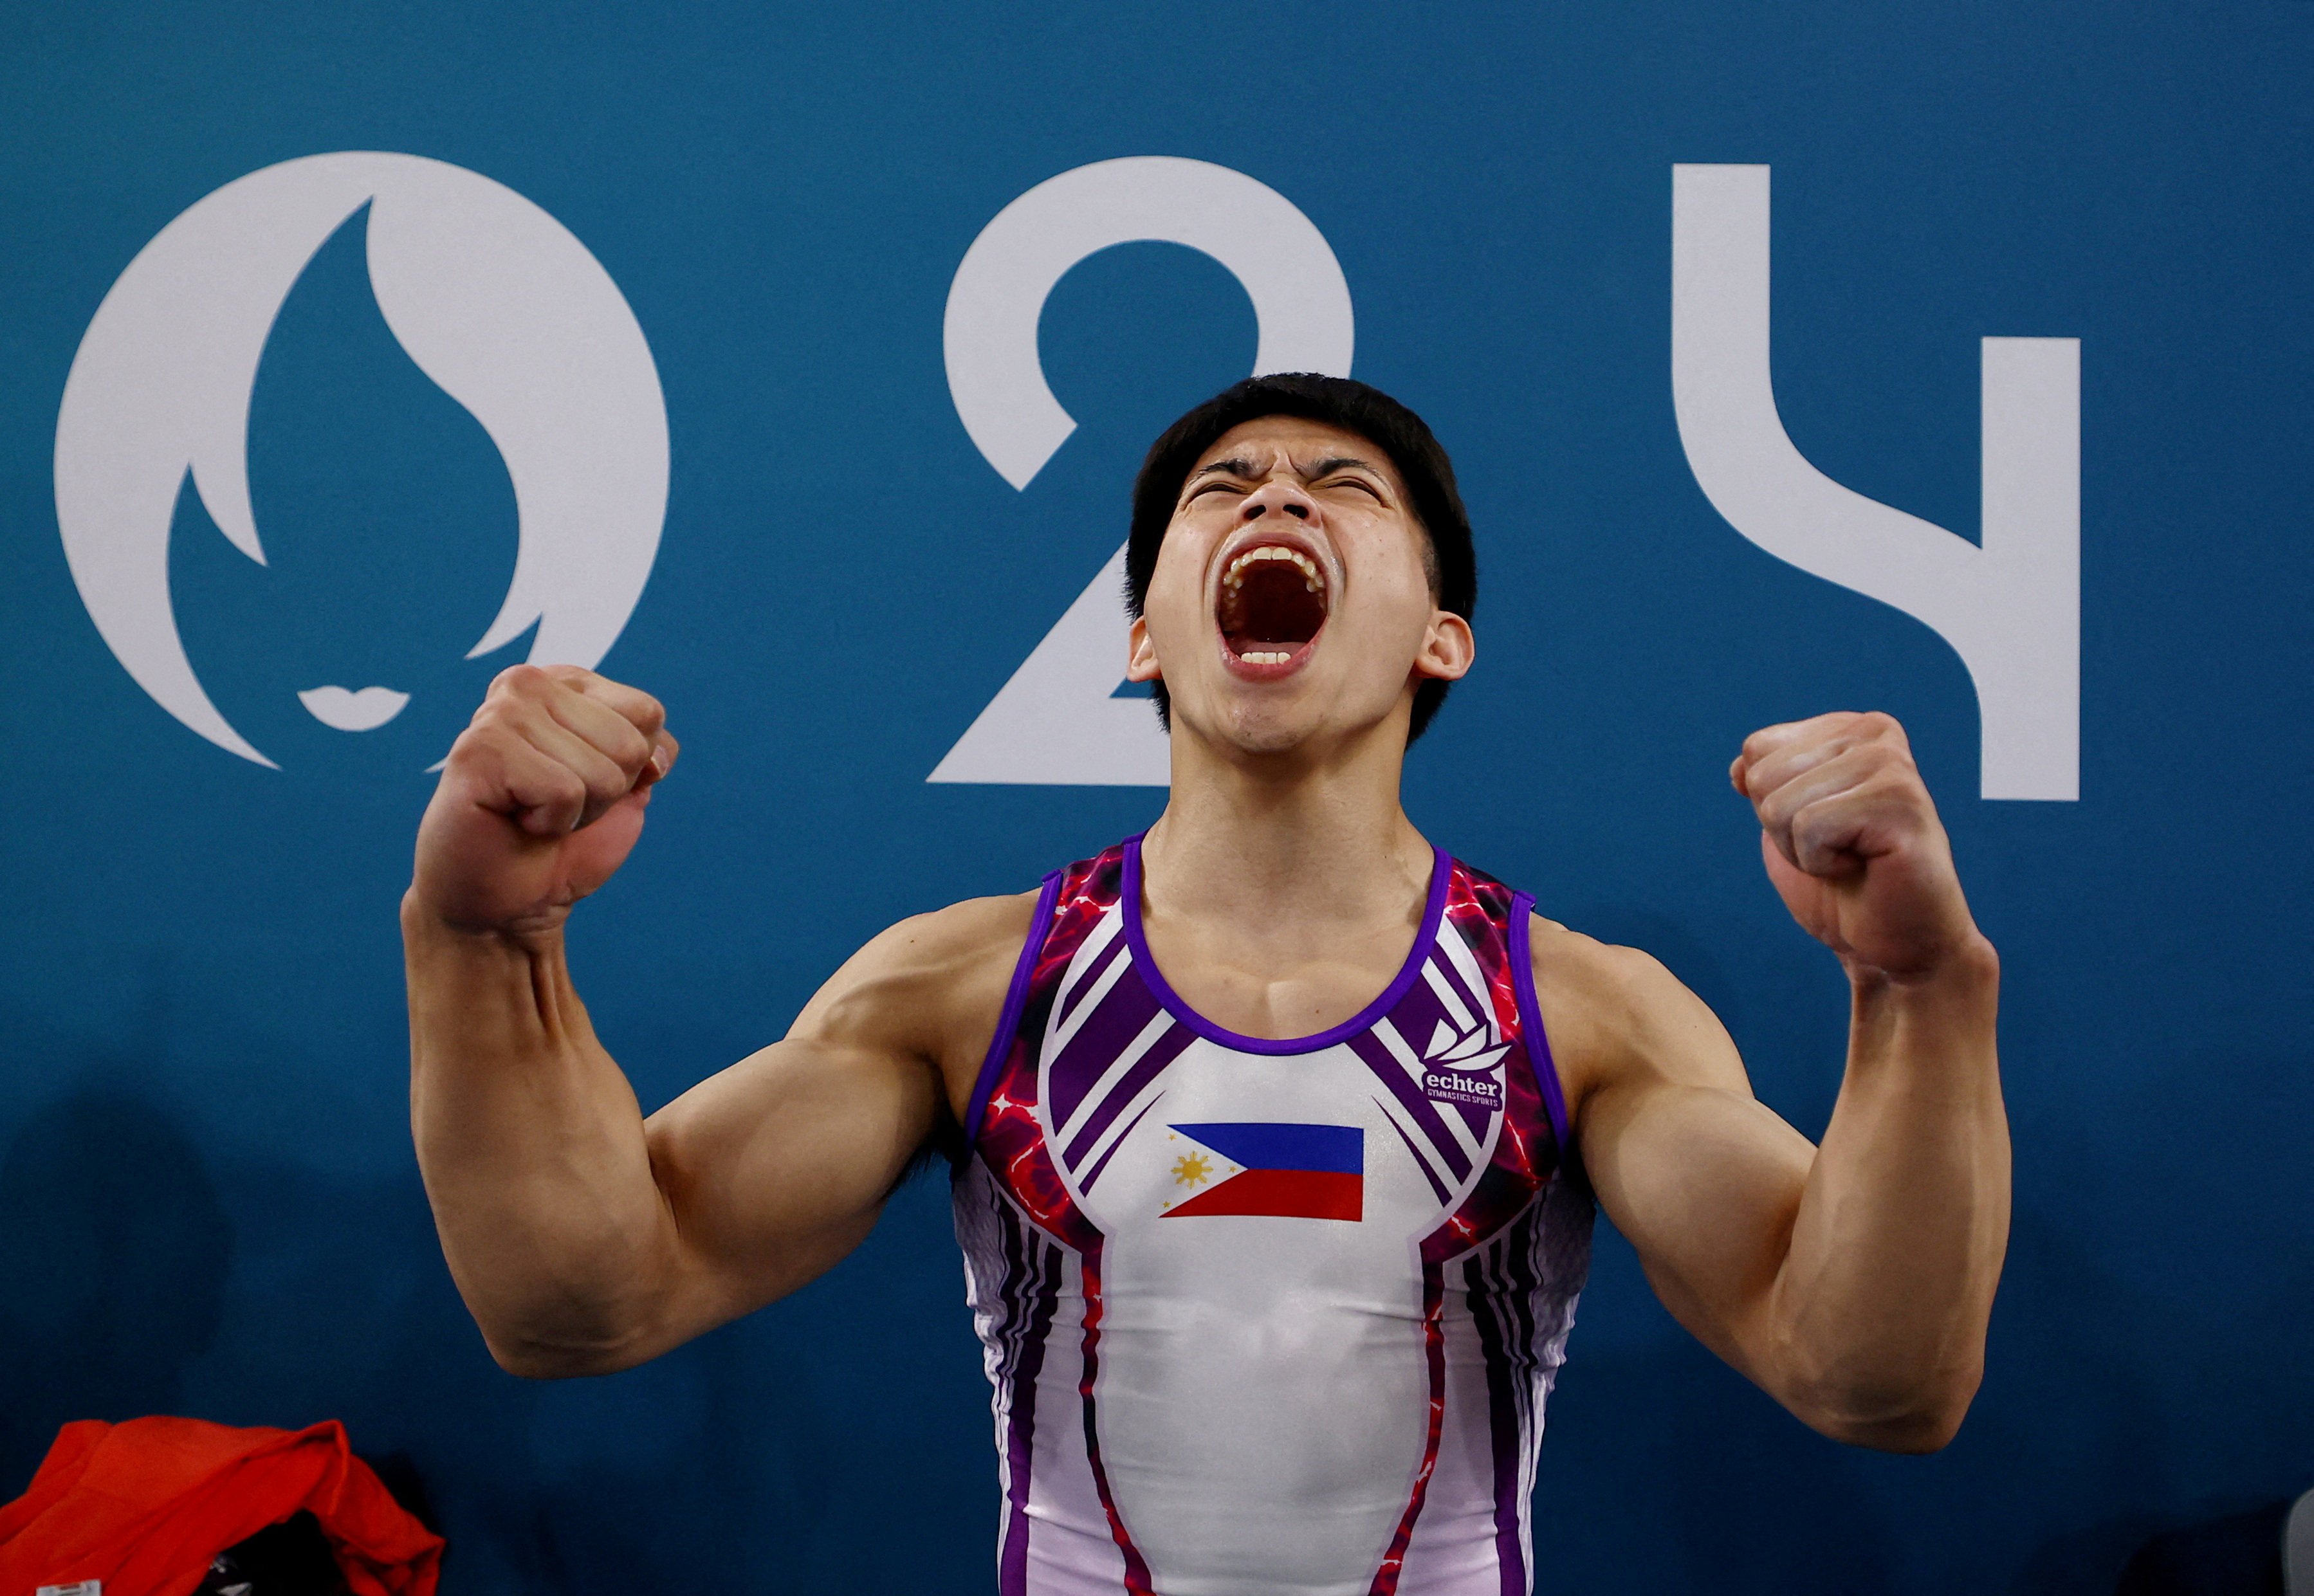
[1413, 611, 1474, 682]
[1126, 616, 1164, 683]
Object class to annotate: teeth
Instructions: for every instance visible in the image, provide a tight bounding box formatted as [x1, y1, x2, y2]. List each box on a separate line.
[1222, 545, 1325, 592]
[1240, 650, 1292, 665]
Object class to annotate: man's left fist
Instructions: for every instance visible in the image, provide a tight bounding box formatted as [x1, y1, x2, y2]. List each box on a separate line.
[1730, 712, 1992, 984]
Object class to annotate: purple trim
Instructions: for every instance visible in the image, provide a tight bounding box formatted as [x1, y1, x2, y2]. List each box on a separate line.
[964, 871, 1064, 1146]
[1509, 892, 1573, 1159]
[1120, 834, 1451, 1056]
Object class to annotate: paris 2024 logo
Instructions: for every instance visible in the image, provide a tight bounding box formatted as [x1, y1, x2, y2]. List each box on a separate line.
[51, 152, 2077, 800]
[54, 151, 667, 770]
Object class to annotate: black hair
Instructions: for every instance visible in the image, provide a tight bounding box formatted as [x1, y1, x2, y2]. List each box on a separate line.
[1123, 373, 1476, 743]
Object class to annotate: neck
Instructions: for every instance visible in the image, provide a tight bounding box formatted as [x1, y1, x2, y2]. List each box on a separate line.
[1140, 715, 1433, 933]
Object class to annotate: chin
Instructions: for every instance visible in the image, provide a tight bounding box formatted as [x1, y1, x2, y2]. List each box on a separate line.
[1220, 717, 1314, 758]
[1209, 692, 1359, 760]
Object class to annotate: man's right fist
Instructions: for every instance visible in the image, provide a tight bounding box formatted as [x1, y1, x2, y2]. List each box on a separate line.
[410, 665, 678, 935]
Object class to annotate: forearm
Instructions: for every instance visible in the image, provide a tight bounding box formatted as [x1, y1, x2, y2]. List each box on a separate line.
[403, 894, 681, 1375]
[1770, 938, 2008, 1448]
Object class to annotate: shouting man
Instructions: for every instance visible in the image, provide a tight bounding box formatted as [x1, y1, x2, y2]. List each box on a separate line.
[405, 375, 2008, 1595]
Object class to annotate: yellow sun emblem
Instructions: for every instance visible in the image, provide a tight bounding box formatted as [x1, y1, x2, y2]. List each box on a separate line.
[1171, 1152, 1213, 1188]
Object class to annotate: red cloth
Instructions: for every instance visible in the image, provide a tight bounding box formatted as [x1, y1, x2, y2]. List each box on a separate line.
[0, 1417, 443, 1596]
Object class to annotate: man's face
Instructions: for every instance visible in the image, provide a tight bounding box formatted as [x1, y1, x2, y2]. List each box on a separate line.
[1128, 415, 1473, 759]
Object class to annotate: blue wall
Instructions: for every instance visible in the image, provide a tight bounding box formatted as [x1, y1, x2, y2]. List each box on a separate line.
[2, 3, 2309, 1590]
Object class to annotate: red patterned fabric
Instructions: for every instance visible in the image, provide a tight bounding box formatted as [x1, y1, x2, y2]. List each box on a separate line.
[0, 1417, 443, 1596]
[971, 845, 1127, 1254]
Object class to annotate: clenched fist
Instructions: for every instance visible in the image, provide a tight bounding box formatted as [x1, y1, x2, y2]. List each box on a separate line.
[1730, 712, 1992, 984]
[412, 665, 678, 936]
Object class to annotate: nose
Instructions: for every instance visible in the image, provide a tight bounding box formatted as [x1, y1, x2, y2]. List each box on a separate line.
[1240, 480, 1314, 522]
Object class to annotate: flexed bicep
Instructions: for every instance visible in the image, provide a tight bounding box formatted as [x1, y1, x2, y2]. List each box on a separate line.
[1582, 1069, 1816, 1386]
[1527, 921, 1814, 1379]
[641, 1032, 943, 1332]
[1545, 897, 2003, 1452]
[635, 890, 1041, 1346]
[1549, 933, 1814, 1385]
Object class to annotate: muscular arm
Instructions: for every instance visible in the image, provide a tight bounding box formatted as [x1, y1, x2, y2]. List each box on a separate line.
[404, 664, 1028, 1377]
[1549, 712, 2008, 1452]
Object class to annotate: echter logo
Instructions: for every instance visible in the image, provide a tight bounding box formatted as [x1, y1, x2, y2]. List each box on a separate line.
[54, 151, 668, 769]
[1419, 1020, 1508, 1112]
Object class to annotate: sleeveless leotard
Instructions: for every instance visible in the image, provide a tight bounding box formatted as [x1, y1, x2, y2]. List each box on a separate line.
[953, 836, 1593, 1595]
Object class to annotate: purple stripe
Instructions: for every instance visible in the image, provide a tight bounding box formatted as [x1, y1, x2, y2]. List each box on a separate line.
[1045, 970, 1168, 1132]
[1080, 1094, 1163, 1193]
[1121, 833, 1451, 1056]
[1379, 1100, 1451, 1204]
[1348, 1031, 1474, 1182]
[1503, 1201, 1544, 1392]
[994, 1200, 1032, 1588]
[1500, 1203, 1547, 1547]
[1509, 892, 1574, 1159]
[1426, 942, 1496, 1040]
[1373, 970, 1503, 1143]
[1388, 971, 1518, 1142]
[1498, 1204, 1545, 1484]
[1381, 960, 1462, 1065]
[1467, 1228, 1530, 1594]
[1061, 1020, 1194, 1171]
[993, 1192, 1030, 1382]
[1053, 921, 1130, 1031]
[964, 872, 1064, 1146]
[998, 1203, 1064, 1596]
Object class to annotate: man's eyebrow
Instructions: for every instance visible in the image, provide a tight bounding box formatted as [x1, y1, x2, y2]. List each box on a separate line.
[1188, 457, 1255, 483]
[1306, 455, 1379, 478]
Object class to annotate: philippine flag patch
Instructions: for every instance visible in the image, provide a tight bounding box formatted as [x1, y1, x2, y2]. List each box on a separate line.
[1161, 1122, 1364, 1222]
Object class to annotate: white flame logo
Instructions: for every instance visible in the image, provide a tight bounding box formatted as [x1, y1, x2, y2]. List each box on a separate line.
[54, 151, 668, 768]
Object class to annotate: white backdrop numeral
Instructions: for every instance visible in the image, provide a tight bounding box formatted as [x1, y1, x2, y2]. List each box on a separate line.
[930, 156, 1355, 787]
[1672, 163, 2080, 802]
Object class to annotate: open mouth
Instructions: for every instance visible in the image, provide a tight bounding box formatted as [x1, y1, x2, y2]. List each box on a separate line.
[1217, 544, 1330, 671]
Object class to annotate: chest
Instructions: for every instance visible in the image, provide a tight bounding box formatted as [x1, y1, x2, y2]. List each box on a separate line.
[1132, 918, 1429, 1044]
[1026, 906, 1532, 1255]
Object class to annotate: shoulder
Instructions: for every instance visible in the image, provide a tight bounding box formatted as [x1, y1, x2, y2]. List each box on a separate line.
[789, 888, 1044, 1081]
[1523, 910, 1748, 1120]
[856, 890, 1044, 977]
[1525, 912, 1689, 1021]
[802, 890, 1042, 1028]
